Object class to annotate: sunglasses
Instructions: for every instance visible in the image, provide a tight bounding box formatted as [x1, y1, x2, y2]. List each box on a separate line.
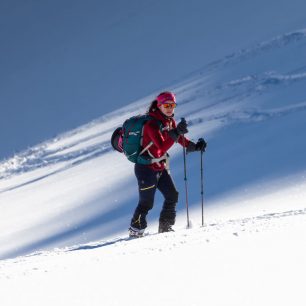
[162, 102, 177, 109]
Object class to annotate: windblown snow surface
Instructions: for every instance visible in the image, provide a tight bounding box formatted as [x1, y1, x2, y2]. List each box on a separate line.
[1, 29, 306, 305]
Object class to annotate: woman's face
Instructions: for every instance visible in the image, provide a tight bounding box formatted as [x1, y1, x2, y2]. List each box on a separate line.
[158, 103, 176, 117]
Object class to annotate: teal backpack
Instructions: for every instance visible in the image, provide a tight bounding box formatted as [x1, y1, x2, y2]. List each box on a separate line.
[111, 115, 163, 165]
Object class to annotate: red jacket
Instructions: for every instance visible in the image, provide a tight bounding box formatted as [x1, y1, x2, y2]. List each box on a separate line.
[142, 108, 190, 171]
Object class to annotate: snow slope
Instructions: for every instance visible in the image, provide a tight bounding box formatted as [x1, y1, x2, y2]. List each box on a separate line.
[1, 189, 306, 306]
[0, 25, 306, 305]
[1, 28, 306, 262]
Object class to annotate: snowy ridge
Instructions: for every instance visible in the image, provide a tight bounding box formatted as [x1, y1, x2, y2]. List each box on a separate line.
[206, 28, 306, 70]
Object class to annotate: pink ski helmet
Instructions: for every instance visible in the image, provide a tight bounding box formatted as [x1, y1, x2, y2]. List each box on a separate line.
[156, 91, 176, 107]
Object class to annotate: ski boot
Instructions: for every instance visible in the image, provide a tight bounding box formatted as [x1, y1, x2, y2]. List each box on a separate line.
[128, 226, 145, 238]
[158, 220, 175, 233]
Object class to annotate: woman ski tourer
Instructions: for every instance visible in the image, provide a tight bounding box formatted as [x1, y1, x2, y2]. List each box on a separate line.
[128, 91, 207, 237]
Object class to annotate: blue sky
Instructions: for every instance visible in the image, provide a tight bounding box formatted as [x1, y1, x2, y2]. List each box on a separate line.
[1, 0, 306, 159]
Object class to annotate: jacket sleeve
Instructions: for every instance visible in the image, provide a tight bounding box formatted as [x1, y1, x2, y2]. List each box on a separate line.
[145, 120, 174, 152]
[178, 134, 190, 148]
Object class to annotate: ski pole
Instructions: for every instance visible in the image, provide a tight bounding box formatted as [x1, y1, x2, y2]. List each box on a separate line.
[181, 118, 190, 228]
[200, 148, 204, 227]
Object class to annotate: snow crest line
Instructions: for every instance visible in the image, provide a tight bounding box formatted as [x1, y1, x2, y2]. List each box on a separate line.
[27, 207, 305, 258]
[207, 28, 306, 70]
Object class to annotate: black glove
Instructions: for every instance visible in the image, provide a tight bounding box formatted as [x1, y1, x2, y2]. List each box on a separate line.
[168, 119, 188, 141]
[196, 138, 207, 152]
[176, 119, 188, 135]
[186, 138, 207, 153]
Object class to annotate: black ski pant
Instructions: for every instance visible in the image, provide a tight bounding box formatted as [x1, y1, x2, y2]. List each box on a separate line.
[131, 163, 179, 230]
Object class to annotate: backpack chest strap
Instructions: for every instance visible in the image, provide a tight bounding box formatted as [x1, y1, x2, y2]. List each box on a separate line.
[139, 141, 154, 156]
